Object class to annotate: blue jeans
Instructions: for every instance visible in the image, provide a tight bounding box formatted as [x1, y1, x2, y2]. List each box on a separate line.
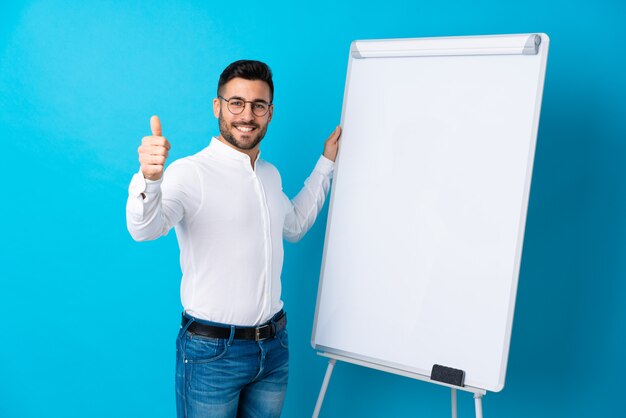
[175, 313, 289, 418]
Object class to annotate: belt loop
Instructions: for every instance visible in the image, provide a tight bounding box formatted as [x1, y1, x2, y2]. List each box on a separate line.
[227, 325, 235, 346]
[181, 313, 195, 335]
[269, 316, 278, 337]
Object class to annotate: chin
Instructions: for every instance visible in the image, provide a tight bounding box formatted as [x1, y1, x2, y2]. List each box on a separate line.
[235, 137, 257, 149]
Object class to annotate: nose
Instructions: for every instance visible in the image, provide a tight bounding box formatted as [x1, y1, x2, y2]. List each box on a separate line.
[241, 103, 257, 119]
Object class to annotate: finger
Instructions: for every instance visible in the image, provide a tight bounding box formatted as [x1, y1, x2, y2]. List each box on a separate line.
[139, 144, 169, 158]
[152, 137, 171, 150]
[142, 136, 170, 149]
[329, 126, 341, 141]
[140, 162, 165, 172]
[143, 144, 169, 157]
[150, 115, 162, 136]
[140, 154, 167, 166]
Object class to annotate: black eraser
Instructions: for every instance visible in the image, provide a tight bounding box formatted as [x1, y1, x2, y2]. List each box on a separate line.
[430, 364, 465, 387]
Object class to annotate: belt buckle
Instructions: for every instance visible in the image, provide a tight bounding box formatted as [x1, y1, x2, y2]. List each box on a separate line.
[255, 324, 272, 341]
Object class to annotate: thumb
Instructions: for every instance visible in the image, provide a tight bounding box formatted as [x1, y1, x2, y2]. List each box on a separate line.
[150, 115, 162, 136]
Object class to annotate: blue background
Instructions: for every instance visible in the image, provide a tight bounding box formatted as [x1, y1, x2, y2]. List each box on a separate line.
[1, 0, 624, 417]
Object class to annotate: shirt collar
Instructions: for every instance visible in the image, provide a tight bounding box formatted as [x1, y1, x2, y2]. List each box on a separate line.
[209, 137, 261, 166]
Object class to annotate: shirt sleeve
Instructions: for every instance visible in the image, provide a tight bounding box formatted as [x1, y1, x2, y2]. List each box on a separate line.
[126, 161, 201, 241]
[283, 155, 334, 243]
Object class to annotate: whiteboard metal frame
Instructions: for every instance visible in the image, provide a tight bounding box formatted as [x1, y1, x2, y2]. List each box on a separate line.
[312, 353, 485, 418]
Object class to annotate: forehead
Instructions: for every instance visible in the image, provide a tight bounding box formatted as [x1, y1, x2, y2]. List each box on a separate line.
[221, 77, 271, 101]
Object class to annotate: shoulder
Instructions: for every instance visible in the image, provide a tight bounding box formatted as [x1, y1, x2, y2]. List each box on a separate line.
[165, 157, 196, 177]
[167, 145, 211, 172]
[163, 149, 207, 185]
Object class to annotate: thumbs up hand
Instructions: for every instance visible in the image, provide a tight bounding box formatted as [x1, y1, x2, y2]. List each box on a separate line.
[138, 115, 171, 181]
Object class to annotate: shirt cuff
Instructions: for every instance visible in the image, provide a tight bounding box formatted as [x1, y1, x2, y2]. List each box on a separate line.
[315, 155, 335, 179]
[128, 169, 163, 199]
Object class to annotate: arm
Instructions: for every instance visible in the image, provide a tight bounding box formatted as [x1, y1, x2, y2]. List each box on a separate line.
[126, 164, 194, 241]
[125, 116, 198, 241]
[283, 127, 340, 243]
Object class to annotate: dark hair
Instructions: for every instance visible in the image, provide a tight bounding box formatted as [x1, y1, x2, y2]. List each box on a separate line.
[217, 60, 274, 102]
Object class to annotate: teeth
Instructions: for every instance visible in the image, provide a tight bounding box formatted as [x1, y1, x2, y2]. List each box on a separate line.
[236, 126, 254, 133]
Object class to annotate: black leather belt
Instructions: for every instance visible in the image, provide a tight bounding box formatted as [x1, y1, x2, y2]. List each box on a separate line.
[182, 310, 287, 341]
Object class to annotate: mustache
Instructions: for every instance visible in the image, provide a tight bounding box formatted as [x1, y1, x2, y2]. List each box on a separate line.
[232, 121, 259, 128]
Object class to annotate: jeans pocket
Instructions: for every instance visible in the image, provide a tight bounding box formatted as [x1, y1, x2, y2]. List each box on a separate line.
[277, 329, 289, 349]
[183, 333, 229, 363]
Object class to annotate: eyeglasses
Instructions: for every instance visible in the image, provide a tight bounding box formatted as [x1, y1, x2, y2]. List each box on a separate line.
[218, 96, 272, 117]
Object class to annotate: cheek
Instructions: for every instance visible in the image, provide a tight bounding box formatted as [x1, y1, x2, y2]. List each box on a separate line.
[219, 114, 233, 128]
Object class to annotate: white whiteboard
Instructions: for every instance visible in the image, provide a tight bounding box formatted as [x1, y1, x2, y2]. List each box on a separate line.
[312, 34, 549, 393]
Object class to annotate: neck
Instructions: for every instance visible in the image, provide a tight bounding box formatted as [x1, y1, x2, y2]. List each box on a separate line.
[217, 135, 260, 169]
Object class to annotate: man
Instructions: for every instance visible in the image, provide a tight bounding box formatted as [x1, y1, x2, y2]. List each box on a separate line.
[126, 60, 340, 418]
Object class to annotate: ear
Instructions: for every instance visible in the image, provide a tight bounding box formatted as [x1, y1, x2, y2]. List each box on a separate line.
[213, 97, 221, 118]
[267, 104, 274, 123]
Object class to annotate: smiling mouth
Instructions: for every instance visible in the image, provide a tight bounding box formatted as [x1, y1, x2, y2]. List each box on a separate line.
[234, 125, 257, 133]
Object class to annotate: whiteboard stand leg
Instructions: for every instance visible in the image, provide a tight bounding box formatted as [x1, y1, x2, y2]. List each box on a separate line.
[313, 358, 336, 418]
[451, 388, 458, 418]
[474, 393, 484, 418]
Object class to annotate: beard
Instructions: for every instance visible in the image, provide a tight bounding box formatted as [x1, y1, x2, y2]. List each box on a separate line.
[219, 110, 268, 151]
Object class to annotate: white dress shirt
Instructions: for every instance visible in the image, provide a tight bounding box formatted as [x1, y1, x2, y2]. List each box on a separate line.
[126, 137, 334, 326]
